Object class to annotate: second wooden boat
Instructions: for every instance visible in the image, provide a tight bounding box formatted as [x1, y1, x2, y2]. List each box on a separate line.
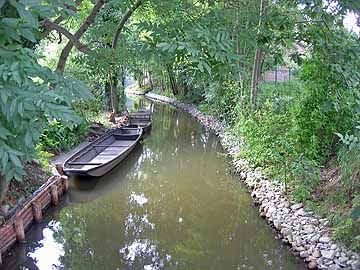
[62, 126, 142, 177]
[128, 109, 152, 134]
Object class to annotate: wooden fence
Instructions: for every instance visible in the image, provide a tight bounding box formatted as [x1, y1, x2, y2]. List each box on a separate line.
[263, 66, 292, 82]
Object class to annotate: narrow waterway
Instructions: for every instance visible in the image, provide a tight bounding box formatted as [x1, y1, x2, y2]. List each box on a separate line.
[1, 98, 305, 270]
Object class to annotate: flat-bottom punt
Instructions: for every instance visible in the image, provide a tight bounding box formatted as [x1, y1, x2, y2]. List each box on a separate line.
[128, 110, 152, 135]
[127, 120, 152, 135]
[62, 127, 142, 177]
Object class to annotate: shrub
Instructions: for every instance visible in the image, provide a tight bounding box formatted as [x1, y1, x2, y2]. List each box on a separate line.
[205, 81, 239, 124]
[38, 120, 89, 154]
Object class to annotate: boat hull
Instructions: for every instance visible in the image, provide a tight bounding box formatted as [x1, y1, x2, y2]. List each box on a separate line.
[64, 142, 138, 177]
[62, 127, 142, 177]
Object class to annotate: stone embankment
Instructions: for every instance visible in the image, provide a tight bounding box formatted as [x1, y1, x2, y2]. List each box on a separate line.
[145, 92, 360, 270]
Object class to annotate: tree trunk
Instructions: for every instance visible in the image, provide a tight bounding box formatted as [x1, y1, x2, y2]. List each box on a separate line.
[109, 72, 118, 116]
[250, 0, 268, 107]
[111, 0, 144, 49]
[0, 175, 8, 206]
[56, 0, 105, 73]
[108, 0, 145, 116]
[167, 65, 178, 96]
[149, 71, 154, 89]
[250, 49, 263, 106]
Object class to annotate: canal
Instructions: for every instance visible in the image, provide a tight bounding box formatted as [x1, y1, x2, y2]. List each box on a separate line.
[0, 98, 305, 270]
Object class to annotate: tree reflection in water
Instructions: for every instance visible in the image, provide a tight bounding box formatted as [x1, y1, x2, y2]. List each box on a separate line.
[119, 192, 173, 270]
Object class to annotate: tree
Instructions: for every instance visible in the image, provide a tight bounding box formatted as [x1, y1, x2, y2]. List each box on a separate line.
[108, 0, 145, 117]
[0, 0, 91, 204]
[56, 0, 106, 73]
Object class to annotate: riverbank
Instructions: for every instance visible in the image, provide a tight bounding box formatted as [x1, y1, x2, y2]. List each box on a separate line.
[125, 83, 152, 95]
[145, 92, 360, 270]
[0, 122, 107, 223]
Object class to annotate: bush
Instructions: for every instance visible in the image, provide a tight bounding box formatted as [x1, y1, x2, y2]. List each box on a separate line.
[38, 120, 89, 154]
[290, 155, 320, 202]
[205, 81, 239, 124]
[333, 216, 360, 251]
[339, 147, 360, 197]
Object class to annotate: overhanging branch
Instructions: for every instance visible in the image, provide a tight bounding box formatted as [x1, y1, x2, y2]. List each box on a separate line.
[41, 20, 91, 54]
[40, 0, 84, 40]
[112, 0, 145, 49]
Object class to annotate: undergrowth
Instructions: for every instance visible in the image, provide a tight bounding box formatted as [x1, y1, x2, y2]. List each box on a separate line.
[216, 74, 360, 251]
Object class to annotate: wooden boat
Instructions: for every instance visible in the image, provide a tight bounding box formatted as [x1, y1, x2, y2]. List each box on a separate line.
[128, 109, 152, 134]
[127, 121, 152, 134]
[129, 112, 151, 119]
[68, 145, 143, 204]
[62, 126, 142, 177]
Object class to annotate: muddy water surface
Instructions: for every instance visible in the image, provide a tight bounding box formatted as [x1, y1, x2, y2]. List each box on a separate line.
[0, 99, 305, 270]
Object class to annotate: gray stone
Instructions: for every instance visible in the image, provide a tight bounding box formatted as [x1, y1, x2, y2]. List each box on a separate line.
[273, 220, 281, 230]
[296, 208, 306, 216]
[282, 208, 290, 214]
[339, 256, 349, 264]
[310, 234, 321, 243]
[313, 249, 321, 258]
[351, 260, 360, 270]
[308, 261, 317, 269]
[291, 203, 303, 211]
[303, 227, 315, 234]
[328, 264, 341, 270]
[300, 251, 308, 258]
[266, 206, 276, 218]
[319, 236, 331, 243]
[321, 250, 336, 260]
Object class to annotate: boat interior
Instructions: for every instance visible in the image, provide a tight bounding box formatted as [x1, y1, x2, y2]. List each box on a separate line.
[65, 128, 141, 170]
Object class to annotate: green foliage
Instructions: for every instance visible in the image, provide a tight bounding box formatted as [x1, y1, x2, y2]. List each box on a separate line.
[0, 0, 92, 184]
[338, 146, 360, 197]
[290, 156, 320, 202]
[152, 88, 175, 99]
[294, 58, 356, 162]
[333, 216, 360, 251]
[38, 120, 89, 154]
[233, 99, 293, 171]
[257, 80, 304, 112]
[205, 81, 239, 123]
[34, 145, 54, 173]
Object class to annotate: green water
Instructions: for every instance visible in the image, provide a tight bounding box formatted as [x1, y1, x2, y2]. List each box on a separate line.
[1, 100, 305, 270]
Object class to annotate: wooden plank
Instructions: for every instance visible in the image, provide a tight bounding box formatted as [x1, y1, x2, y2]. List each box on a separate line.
[68, 162, 103, 165]
[32, 202, 42, 223]
[14, 218, 25, 242]
[0, 225, 16, 253]
[22, 207, 34, 230]
[94, 145, 131, 147]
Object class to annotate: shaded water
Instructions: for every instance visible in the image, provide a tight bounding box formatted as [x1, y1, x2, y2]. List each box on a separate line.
[1, 99, 305, 270]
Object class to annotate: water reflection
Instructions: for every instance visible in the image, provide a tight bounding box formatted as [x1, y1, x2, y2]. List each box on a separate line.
[68, 146, 143, 204]
[0, 97, 305, 270]
[29, 222, 64, 270]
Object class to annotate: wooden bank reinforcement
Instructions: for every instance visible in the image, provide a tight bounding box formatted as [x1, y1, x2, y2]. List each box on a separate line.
[0, 173, 68, 265]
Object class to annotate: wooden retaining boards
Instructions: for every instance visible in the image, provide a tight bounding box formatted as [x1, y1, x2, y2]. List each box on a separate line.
[0, 175, 68, 264]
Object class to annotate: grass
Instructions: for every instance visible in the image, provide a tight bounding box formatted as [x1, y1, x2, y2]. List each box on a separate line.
[125, 83, 152, 94]
[151, 88, 175, 98]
